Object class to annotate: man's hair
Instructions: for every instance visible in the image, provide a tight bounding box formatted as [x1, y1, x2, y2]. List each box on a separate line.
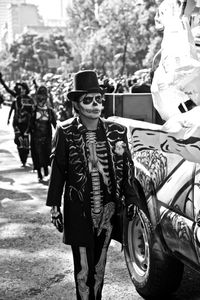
[73, 104, 79, 114]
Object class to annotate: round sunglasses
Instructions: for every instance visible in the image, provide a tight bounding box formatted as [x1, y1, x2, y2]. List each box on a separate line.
[80, 95, 105, 105]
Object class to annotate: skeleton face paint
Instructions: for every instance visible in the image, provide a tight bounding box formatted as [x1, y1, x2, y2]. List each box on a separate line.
[78, 93, 104, 119]
[20, 87, 27, 96]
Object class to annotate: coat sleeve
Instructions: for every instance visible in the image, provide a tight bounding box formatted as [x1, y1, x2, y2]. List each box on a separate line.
[46, 124, 67, 207]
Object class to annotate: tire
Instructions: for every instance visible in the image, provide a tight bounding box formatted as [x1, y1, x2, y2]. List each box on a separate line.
[123, 208, 184, 299]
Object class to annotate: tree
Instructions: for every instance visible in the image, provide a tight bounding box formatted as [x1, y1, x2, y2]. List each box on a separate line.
[7, 32, 73, 76]
[80, 28, 113, 74]
[66, 0, 162, 76]
[1, 0, 163, 78]
[138, 0, 163, 67]
[66, 0, 102, 71]
[98, 0, 144, 75]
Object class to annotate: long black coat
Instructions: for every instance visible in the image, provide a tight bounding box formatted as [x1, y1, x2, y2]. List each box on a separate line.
[46, 117, 139, 247]
[30, 106, 57, 168]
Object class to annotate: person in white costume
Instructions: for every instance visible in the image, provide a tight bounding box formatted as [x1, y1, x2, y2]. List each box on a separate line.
[151, 0, 200, 121]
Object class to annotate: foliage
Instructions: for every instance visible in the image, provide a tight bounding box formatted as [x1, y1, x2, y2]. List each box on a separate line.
[1, 0, 163, 78]
[98, 0, 142, 75]
[4, 33, 72, 79]
[65, 0, 101, 71]
[66, 0, 161, 76]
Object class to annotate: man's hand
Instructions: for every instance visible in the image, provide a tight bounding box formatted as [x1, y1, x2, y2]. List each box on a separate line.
[50, 206, 63, 232]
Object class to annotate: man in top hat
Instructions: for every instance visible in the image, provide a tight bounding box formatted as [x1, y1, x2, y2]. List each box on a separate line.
[46, 70, 140, 299]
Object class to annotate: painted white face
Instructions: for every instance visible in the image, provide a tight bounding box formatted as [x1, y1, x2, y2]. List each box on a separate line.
[37, 94, 47, 106]
[77, 93, 104, 119]
[19, 86, 27, 96]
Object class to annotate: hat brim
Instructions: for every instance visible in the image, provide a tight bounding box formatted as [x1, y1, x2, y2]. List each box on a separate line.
[67, 87, 105, 102]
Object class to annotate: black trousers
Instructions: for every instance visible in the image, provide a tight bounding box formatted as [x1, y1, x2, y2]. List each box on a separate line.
[14, 132, 29, 165]
[71, 228, 113, 300]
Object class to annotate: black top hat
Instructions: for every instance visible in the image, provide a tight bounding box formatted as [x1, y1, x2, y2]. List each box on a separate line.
[67, 70, 104, 102]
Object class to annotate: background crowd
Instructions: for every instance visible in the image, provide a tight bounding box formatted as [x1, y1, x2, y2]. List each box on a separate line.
[0, 66, 152, 186]
[0, 68, 151, 121]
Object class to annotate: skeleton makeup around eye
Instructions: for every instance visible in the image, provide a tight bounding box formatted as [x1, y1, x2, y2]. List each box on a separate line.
[80, 95, 105, 105]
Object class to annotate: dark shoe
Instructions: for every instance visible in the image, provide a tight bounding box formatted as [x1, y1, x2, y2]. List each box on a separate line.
[37, 169, 43, 180]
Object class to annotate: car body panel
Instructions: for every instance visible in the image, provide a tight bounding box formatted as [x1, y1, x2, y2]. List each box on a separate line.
[108, 116, 200, 269]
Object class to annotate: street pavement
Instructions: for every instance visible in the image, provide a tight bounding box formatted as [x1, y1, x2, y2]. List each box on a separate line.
[0, 104, 141, 300]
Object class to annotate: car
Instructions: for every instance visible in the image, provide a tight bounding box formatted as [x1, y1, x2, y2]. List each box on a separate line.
[108, 115, 200, 299]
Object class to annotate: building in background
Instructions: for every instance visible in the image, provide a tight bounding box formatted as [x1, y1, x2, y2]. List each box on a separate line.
[0, 1, 23, 42]
[0, 0, 44, 50]
[0, 0, 23, 49]
[0, 0, 68, 51]
[7, 3, 44, 45]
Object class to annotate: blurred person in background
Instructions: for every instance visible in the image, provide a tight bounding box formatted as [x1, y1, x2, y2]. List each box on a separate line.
[32, 78, 54, 108]
[0, 72, 34, 167]
[114, 76, 129, 93]
[100, 77, 115, 93]
[0, 72, 31, 102]
[130, 73, 151, 93]
[56, 101, 73, 121]
[31, 85, 57, 182]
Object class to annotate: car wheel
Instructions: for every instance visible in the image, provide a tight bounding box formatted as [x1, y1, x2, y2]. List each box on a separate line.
[123, 208, 184, 299]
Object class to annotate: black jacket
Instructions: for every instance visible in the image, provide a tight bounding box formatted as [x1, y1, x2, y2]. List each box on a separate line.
[46, 117, 139, 246]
